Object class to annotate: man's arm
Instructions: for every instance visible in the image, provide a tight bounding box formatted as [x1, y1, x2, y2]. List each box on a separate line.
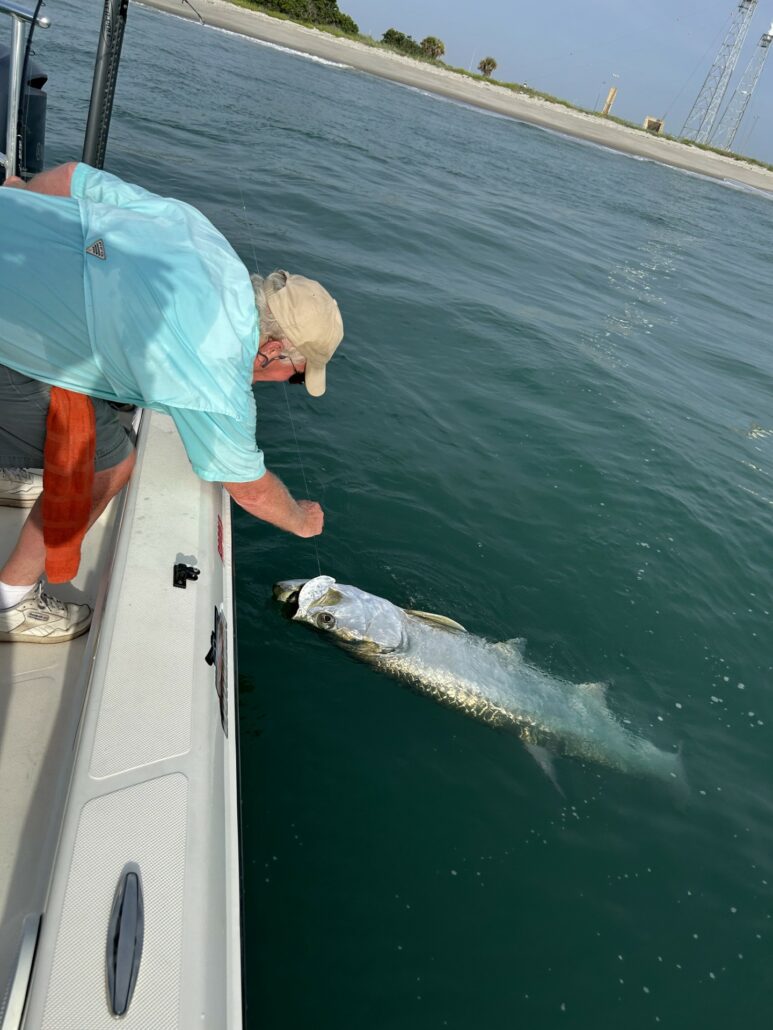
[4, 161, 77, 196]
[169, 412, 321, 537]
[5, 162, 154, 207]
[225, 471, 323, 538]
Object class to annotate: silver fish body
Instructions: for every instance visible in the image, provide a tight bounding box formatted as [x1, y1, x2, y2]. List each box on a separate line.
[274, 576, 682, 785]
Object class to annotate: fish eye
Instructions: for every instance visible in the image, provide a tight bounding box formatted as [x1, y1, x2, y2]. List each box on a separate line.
[315, 611, 336, 630]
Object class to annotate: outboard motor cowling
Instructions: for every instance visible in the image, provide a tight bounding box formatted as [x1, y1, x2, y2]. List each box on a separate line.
[0, 44, 47, 182]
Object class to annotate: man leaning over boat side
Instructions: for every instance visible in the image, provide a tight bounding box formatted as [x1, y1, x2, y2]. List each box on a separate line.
[0, 161, 343, 644]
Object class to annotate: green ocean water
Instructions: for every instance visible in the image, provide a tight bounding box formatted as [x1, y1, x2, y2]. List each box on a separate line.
[39, 3, 773, 1027]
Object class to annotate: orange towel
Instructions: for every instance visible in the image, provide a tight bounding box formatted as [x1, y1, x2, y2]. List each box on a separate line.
[42, 387, 95, 583]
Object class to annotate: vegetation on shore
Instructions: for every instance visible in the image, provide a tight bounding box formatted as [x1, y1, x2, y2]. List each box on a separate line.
[223, 0, 773, 174]
[381, 28, 445, 60]
[236, 0, 358, 34]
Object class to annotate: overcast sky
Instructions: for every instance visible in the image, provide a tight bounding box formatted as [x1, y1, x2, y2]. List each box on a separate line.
[342, 0, 773, 162]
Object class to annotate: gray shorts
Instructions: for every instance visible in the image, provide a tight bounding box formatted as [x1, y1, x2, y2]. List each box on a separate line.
[0, 363, 134, 472]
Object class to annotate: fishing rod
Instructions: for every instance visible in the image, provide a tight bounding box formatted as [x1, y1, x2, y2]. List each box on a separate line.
[83, 0, 129, 169]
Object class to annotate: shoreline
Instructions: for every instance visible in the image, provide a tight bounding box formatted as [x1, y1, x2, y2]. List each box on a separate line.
[140, 0, 773, 196]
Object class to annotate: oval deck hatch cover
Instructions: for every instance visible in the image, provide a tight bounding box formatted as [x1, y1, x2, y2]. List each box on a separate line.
[106, 862, 144, 1016]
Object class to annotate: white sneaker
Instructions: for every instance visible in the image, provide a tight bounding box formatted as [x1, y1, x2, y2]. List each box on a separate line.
[0, 468, 43, 508]
[0, 583, 92, 644]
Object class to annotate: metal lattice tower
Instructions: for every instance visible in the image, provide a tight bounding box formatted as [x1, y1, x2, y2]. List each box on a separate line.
[711, 23, 773, 150]
[681, 0, 758, 143]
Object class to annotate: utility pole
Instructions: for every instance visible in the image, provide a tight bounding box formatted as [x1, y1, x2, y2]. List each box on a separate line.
[681, 0, 758, 143]
[711, 22, 773, 150]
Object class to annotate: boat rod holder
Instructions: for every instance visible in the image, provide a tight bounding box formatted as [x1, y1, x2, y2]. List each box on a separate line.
[82, 0, 128, 170]
[0, 0, 49, 180]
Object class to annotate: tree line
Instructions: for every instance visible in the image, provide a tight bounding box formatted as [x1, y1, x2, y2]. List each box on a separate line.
[381, 28, 497, 77]
[259, 0, 359, 34]
[251, 3, 500, 78]
[382, 28, 444, 59]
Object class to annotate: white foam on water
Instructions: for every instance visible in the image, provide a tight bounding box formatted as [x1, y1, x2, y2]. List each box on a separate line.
[142, 3, 773, 199]
[361, 74, 773, 201]
[550, 134, 773, 200]
[144, 0, 773, 200]
[137, 3, 348, 68]
[386, 80, 519, 125]
[207, 24, 348, 67]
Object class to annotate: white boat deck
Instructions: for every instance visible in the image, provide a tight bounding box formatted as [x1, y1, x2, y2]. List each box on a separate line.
[0, 479, 118, 1008]
[0, 412, 242, 1029]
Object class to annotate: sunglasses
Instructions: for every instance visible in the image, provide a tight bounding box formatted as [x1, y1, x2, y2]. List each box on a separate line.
[257, 350, 306, 386]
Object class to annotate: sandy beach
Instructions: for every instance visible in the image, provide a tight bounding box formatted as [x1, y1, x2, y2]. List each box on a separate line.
[141, 0, 773, 195]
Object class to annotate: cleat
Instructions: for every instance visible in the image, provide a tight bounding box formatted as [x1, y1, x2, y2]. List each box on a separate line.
[0, 583, 92, 644]
[0, 467, 43, 508]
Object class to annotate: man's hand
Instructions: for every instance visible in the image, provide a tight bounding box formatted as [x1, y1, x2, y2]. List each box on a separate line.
[225, 471, 325, 538]
[295, 500, 324, 538]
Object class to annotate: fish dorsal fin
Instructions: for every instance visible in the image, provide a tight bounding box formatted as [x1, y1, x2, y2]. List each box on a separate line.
[580, 680, 608, 701]
[403, 610, 467, 633]
[494, 637, 526, 659]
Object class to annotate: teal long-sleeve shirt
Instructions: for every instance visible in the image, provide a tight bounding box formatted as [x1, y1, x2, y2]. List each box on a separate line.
[0, 163, 264, 482]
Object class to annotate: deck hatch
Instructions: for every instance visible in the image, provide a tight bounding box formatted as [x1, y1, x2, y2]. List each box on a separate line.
[106, 862, 144, 1017]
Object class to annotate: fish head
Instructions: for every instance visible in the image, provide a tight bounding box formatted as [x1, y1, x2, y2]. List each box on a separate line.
[273, 579, 308, 604]
[273, 575, 407, 654]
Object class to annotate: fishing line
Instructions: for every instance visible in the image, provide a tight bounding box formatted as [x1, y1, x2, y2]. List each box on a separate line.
[281, 383, 322, 577]
[236, 177, 322, 577]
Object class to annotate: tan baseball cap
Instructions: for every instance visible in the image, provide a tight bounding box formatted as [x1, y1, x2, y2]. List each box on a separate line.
[267, 273, 344, 397]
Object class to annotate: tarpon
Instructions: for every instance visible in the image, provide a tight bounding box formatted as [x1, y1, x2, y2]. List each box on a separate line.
[274, 576, 684, 789]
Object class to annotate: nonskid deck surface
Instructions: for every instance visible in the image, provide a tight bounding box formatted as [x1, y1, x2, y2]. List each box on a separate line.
[0, 497, 119, 1008]
[0, 413, 242, 1029]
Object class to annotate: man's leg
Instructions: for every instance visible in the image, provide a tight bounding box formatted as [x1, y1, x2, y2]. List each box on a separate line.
[0, 365, 136, 642]
[0, 451, 136, 642]
[0, 450, 136, 585]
